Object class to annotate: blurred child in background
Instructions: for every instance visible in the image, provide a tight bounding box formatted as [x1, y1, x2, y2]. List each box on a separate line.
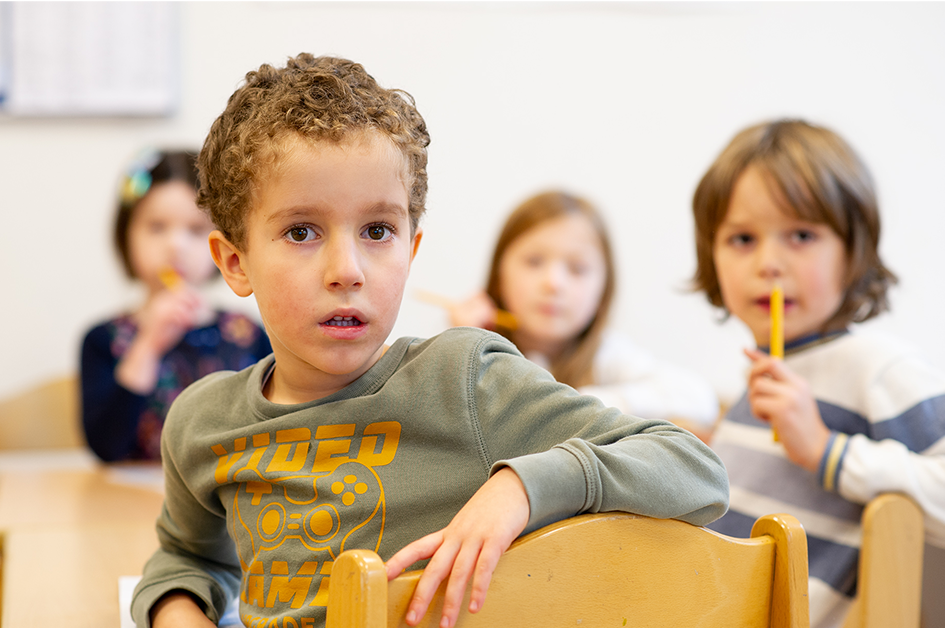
[80, 150, 270, 462]
[692, 119, 945, 627]
[448, 190, 719, 436]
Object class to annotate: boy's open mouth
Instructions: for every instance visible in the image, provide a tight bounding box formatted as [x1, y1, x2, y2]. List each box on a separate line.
[323, 315, 364, 327]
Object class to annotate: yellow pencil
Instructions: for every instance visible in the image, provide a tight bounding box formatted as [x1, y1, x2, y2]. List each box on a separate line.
[158, 267, 183, 290]
[770, 282, 784, 441]
[494, 309, 518, 331]
[414, 289, 518, 331]
[770, 282, 784, 360]
[413, 289, 453, 310]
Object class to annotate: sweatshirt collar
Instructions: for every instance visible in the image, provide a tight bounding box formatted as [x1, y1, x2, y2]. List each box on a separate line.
[759, 328, 849, 357]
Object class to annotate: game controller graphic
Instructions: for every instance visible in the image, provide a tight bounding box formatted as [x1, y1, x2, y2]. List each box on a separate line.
[233, 460, 385, 565]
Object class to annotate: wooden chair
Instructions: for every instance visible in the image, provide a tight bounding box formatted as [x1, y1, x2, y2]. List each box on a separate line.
[843, 493, 925, 628]
[0, 375, 84, 449]
[327, 511, 810, 628]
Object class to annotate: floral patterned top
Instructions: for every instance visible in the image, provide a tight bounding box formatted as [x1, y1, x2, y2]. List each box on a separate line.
[80, 311, 271, 461]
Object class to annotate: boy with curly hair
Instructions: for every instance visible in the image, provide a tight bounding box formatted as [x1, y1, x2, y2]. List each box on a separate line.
[132, 53, 729, 628]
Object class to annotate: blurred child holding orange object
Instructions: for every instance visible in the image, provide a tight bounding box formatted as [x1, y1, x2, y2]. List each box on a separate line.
[692, 119, 945, 627]
[447, 190, 719, 434]
[80, 150, 271, 462]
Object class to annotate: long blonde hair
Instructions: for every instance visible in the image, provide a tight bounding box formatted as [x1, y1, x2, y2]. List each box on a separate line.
[486, 191, 616, 388]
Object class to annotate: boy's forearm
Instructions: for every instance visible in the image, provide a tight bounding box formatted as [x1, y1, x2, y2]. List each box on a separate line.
[500, 426, 729, 530]
[150, 591, 215, 628]
[470, 335, 728, 527]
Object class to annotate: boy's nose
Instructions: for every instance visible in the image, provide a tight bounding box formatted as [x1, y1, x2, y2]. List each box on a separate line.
[756, 238, 785, 278]
[323, 238, 365, 289]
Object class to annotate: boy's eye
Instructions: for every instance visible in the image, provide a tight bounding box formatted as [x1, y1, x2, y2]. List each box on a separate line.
[287, 227, 315, 242]
[362, 224, 393, 241]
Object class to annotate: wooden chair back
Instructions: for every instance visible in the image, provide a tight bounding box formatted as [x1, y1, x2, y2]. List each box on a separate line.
[327, 511, 810, 628]
[0, 375, 84, 449]
[843, 493, 925, 628]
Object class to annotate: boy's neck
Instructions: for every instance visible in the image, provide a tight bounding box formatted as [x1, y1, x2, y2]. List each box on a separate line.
[263, 344, 391, 404]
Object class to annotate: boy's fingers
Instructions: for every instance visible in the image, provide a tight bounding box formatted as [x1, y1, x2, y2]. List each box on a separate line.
[386, 532, 443, 580]
[439, 545, 481, 627]
[467, 541, 504, 614]
[748, 396, 776, 422]
[745, 350, 774, 378]
[748, 357, 789, 385]
[749, 381, 792, 416]
[405, 541, 460, 625]
[748, 372, 786, 396]
[744, 347, 766, 361]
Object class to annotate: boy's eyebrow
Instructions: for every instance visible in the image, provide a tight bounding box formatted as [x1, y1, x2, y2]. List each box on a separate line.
[365, 202, 410, 220]
[264, 202, 409, 225]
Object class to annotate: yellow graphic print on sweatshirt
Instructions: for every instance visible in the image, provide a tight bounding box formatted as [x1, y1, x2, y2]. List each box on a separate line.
[210, 421, 400, 624]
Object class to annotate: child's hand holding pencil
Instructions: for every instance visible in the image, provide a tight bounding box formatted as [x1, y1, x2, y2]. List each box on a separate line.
[742, 281, 830, 468]
[742, 345, 831, 473]
[415, 289, 518, 332]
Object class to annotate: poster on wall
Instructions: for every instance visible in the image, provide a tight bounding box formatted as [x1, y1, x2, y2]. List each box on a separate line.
[0, 2, 178, 117]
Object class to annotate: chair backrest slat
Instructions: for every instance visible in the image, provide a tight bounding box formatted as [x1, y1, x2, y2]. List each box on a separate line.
[328, 511, 810, 628]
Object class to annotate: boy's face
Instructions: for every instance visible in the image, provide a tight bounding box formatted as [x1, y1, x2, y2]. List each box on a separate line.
[712, 165, 847, 347]
[210, 132, 421, 403]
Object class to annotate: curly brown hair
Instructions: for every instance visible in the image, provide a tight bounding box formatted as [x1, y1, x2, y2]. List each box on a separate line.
[197, 53, 430, 249]
[692, 119, 897, 330]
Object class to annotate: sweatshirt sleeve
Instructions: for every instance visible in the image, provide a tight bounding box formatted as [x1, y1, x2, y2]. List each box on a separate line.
[828, 354, 945, 547]
[837, 433, 945, 546]
[468, 333, 729, 533]
[130, 401, 242, 627]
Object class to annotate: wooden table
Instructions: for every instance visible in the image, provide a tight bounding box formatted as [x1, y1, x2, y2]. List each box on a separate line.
[0, 449, 164, 628]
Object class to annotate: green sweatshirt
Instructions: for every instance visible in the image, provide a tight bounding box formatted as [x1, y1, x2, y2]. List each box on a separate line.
[132, 328, 728, 627]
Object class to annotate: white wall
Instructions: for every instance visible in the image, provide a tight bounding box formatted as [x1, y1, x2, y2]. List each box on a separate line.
[2, 2, 944, 405]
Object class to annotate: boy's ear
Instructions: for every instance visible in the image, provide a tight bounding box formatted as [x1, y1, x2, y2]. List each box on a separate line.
[208, 230, 254, 297]
[409, 228, 423, 265]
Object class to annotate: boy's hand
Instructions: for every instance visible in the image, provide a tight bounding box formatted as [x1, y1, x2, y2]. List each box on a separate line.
[744, 348, 831, 472]
[384, 467, 530, 628]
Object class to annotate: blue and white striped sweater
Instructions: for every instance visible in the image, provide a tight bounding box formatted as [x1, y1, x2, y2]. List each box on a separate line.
[708, 329, 945, 628]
